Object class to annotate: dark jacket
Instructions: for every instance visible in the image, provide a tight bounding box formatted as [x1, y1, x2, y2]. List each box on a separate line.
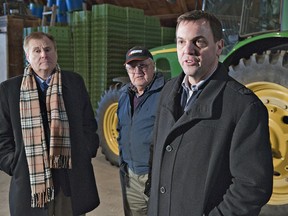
[117, 72, 165, 175]
[148, 63, 273, 216]
[0, 71, 100, 216]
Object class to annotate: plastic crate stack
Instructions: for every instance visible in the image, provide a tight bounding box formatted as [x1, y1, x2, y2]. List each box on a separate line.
[23, 27, 38, 37]
[91, 4, 128, 110]
[23, 26, 74, 71]
[161, 26, 176, 45]
[71, 11, 91, 93]
[126, 7, 145, 49]
[43, 26, 74, 71]
[144, 16, 161, 49]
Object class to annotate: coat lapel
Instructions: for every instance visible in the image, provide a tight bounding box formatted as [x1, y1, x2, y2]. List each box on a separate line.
[170, 64, 229, 131]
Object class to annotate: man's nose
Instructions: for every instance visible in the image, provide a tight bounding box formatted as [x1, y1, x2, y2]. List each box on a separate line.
[134, 66, 144, 73]
[40, 50, 47, 57]
[184, 42, 197, 55]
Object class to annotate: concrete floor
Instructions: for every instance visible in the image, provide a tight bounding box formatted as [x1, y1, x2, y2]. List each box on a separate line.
[0, 149, 124, 216]
[1, 150, 288, 216]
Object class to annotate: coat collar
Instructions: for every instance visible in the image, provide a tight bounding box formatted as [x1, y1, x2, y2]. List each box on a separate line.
[166, 63, 229, 128]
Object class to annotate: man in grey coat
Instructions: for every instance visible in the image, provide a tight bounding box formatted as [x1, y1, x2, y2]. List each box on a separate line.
[148, 10, 273, 216]
[0, 32, 99, 216]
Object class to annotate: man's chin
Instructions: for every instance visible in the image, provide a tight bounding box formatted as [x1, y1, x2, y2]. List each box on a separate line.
[40, 68, 54, 74]
[183, 68, 198, 76]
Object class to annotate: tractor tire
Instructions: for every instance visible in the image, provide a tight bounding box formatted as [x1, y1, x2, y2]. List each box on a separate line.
[228, 50, 288, 213]
[96, 84, 122, 166]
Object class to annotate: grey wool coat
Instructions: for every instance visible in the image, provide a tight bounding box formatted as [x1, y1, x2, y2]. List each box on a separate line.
[148, 63, 273, 216]
[0, 71, 100, 216]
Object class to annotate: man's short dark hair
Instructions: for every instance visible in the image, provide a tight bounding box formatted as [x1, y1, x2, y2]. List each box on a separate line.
[176, 10, 223, 42]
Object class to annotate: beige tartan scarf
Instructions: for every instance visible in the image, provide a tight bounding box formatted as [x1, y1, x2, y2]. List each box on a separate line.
[20, 64, 72, 208]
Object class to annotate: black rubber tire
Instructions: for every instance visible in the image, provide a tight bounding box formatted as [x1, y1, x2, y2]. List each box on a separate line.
[228, 50, 288, 214]
[228, 50, 288, 87]
[96, 84, 122, 166]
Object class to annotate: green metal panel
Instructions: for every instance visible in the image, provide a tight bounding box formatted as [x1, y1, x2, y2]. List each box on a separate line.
[150, 44, 180, 78]
[282, 0, 288, 31]
[223, 31, 288, 63]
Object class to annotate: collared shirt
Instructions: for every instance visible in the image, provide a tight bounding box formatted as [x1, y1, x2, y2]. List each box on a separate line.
[181, 67, 217, 104]
[182, 77, 205, 104]
[34, 73, 52, 92]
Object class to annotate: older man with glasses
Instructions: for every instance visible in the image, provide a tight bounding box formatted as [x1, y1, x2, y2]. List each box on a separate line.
[117, 46, 165, 216]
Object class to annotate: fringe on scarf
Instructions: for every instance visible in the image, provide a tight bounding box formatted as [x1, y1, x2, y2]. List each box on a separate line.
[31, 187, 55, 208]
[50, 155, 72, 168]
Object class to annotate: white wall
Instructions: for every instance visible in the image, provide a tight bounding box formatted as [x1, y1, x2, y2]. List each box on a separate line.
[0, 32, 8, 83]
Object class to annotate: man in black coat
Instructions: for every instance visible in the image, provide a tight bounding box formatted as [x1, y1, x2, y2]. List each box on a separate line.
[0, 32, 100, 216]
[148, 10, 273, 216]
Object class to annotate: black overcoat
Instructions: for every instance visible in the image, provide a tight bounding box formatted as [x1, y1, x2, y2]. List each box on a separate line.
[148, 63, 273, 216]
[0, 71, 100, 216]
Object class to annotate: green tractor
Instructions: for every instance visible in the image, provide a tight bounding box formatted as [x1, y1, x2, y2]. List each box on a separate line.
[96, 0, 288, 210]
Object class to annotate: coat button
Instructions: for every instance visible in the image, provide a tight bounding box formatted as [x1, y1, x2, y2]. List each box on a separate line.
[166, 145, 172, 152]
[160, 186, 166, 194]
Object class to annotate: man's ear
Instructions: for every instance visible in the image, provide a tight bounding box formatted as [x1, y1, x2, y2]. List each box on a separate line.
[216, 39, 224, 57]
[25, 52, 30, 63]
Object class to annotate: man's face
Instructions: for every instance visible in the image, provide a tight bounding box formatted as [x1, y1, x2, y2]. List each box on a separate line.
[125, 58, 155, 92]
[176, 19, 223, 84]
[25, 36, 58, 77]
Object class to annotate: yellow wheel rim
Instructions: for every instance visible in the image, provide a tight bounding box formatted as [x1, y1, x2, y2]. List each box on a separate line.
[103, 102, 119, 156]
[247, 81, 288, 205]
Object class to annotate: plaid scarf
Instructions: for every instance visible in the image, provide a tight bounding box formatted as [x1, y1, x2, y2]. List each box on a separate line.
[20, 64, 72, 208]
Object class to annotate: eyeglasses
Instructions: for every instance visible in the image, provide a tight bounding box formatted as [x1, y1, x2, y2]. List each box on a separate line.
[125, 64, 150, 74]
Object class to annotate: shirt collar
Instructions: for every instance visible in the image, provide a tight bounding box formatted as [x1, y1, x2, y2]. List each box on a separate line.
[182, 76, 204, 92]
[33, 70, 54, 85]
[181, 65, 217, 92]
[33, 72, 54, 92]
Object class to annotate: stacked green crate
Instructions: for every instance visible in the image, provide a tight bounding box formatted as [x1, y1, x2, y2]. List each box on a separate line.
[23, 26, 73, 71]
[144, 16, 161, 49]
[91, 4, 128, 110]
[126, 7, 145, 49]
[23, 27, 38, 37]
[161, 26, 176, 45]
[72, 11, 91, 93]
